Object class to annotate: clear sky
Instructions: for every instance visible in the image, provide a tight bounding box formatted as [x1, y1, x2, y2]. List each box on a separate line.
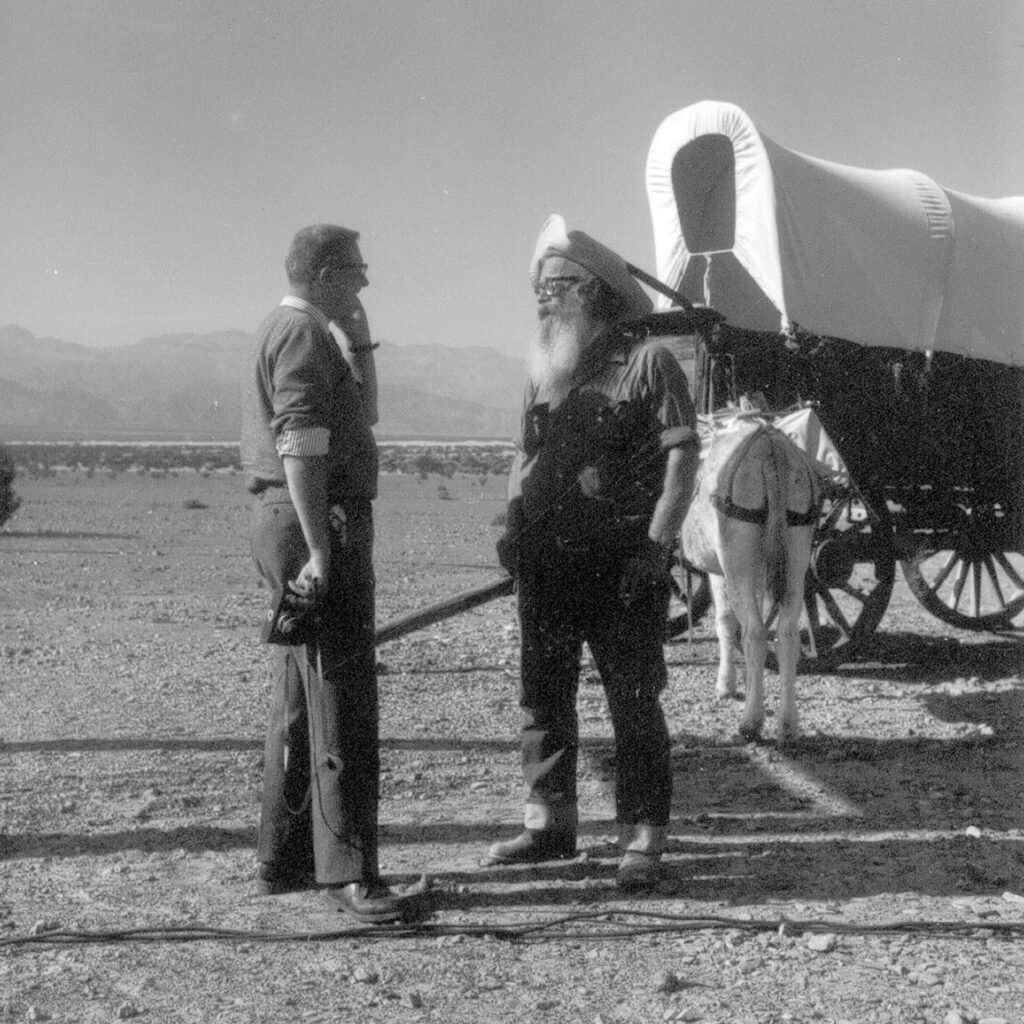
[3, 0, 1022, 358]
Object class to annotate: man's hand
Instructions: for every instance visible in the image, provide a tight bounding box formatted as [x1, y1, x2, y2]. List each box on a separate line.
[263, 572, 325, 645]
[292, 551, 329, 603]
[495, 529, 520, 577]
[619, 539, 672, 605]
[333, 297, 373, 350]
[496, 498, 525, 578]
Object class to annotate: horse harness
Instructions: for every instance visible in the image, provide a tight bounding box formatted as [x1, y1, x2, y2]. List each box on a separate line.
[707, 421, 822, 527]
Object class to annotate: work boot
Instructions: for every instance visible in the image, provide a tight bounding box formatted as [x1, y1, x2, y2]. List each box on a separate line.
[324, 879, 406, 923]
[483, 829, 577, 865]
[616, 824, 667, 891]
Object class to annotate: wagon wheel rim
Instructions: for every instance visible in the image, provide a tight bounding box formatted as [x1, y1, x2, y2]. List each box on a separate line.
[900, 514, 1024, 630]
[800, 483, 895, 666]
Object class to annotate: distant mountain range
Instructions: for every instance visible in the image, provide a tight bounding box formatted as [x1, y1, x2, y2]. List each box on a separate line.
[0, 325, 524, 441]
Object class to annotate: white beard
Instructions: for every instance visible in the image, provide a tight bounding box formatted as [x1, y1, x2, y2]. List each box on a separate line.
[527, 304, 594, 399]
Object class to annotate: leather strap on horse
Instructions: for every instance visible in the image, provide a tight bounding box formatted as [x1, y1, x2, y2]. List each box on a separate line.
[785, 507, 821, 526]
[705, 493, 820, 527]
[711, 493, 768, 525]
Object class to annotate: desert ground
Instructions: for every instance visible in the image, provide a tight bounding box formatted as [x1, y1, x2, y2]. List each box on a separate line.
[1, 468, 1023, 1024]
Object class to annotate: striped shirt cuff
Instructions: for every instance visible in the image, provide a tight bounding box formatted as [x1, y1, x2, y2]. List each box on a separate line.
[276, 427, 330, 457]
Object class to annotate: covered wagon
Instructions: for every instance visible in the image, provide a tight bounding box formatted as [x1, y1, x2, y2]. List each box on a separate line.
[645, 100, 1024, 660]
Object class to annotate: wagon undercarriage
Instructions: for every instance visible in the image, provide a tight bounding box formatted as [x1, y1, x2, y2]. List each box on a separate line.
[660, 323, 1024, 664]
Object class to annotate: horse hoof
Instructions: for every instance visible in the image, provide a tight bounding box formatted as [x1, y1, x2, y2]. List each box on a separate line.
[738, 723, 762, 742]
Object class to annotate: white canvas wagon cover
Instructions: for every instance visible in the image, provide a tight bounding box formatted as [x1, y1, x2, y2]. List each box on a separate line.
[646, 101, 1024, 366]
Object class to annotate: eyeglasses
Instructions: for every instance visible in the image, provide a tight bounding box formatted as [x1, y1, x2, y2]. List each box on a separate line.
[534, 276, 582, 299]
[324, 263, 368, 280]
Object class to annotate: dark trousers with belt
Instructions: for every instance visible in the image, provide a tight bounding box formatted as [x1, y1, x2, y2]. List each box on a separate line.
[250, 491, 379, 886]
[516, 536, 673, 833]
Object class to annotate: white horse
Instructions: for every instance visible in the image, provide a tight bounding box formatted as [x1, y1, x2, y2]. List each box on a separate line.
[681, 413, 823, 741]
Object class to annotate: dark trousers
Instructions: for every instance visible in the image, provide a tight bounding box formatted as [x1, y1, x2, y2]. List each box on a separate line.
[516, 538, 672, 831]
[250, 492, 379, 885]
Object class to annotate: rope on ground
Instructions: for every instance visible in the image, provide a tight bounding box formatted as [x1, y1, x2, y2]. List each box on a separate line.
[2, 909, 1022, 948]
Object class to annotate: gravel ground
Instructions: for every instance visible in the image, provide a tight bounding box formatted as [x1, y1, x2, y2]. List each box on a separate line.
[1, 471, 1023, 1024]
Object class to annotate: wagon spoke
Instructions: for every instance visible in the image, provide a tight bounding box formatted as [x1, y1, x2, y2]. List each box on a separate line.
[993, 551, 1024, 591]
[799, 603, 820, 660]
[929, 550, 960, 592]
[971, 559, 983, 618]
[803, 591, 822, 630]
[902, 539, 1024, 631]
[664, 564, 712, 641]
[819, 501, 845, 532]
[803, 580, 827, 630]
[816, 586, 854, 641]
[835, 580, 872, 603]
[982, 554, 1008, 609]
[950, 558, 970, 613]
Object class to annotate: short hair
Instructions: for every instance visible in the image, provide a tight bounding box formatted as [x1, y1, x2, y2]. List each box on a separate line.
[285, 224, 360, 285]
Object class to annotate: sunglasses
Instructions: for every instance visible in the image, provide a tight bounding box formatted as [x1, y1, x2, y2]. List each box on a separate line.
[534, 276, 582, 299]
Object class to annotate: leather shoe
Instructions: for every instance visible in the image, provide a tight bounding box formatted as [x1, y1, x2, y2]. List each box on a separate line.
[483, 829, 576, 865]
[255, 864, 315, 896]
[616, 850, 661, 891]
[324, 880, 405, 923]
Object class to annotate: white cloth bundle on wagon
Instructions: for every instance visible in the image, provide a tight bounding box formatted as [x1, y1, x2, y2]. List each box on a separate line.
[695, 406, 848, 522]
[646, 100, 1024, 368]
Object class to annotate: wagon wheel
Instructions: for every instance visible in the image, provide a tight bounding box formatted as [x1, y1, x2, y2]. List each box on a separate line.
[800, 482, 896, 666]
[900, 509, 1024, 631]
[665, 547, 712, 641]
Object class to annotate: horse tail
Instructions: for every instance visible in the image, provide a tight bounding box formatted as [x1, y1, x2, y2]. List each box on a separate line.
[763, 431, 788, 606]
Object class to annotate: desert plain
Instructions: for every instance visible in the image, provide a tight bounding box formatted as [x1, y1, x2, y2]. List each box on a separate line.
[1, 467, 1023, 1024]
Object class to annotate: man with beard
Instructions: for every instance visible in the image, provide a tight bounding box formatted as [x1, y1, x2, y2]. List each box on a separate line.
[486, 215, 700, 890]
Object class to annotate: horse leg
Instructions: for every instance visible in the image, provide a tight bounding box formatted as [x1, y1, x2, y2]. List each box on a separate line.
[721, 524, 767, 740]
[774, 525, 814, 742]
[735, 598, 767, 740]
[709, 574, 739, 699]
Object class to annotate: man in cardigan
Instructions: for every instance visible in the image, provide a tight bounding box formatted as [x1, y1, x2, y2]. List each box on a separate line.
[487, 216, 699, 889]
[241, 224, 403, 922]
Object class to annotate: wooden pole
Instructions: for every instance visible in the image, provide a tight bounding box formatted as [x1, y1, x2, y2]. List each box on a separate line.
[374, 575, 515, 647]
[625, 262, 694, 312]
